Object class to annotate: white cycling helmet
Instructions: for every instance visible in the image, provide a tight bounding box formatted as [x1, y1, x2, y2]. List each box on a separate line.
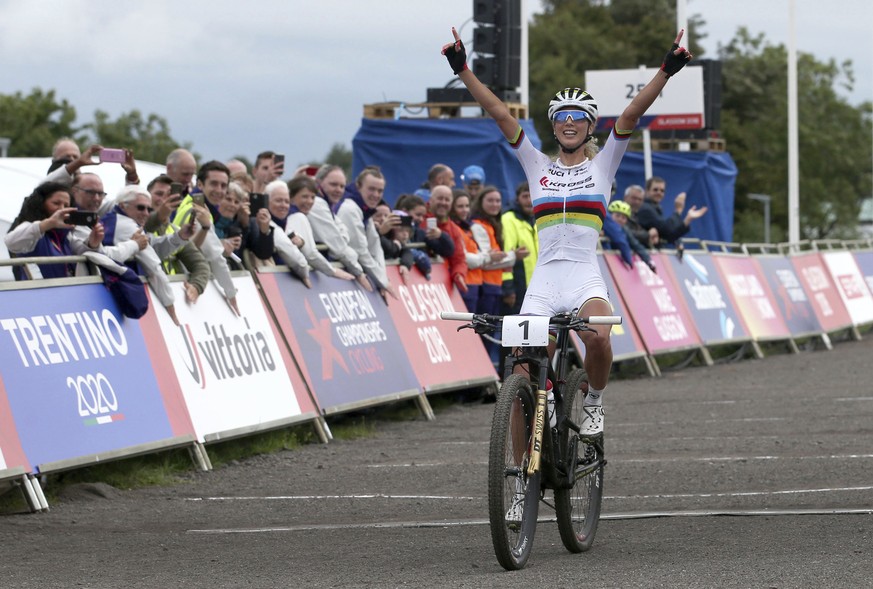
[547, 88, 598, 122]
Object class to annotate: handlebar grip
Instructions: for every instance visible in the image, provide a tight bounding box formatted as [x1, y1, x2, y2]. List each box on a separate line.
[440, 311, 475, 321]
[587, 315, 622, 325]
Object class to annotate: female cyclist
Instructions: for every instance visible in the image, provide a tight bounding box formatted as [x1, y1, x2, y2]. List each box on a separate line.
[442, 27, 692, 437]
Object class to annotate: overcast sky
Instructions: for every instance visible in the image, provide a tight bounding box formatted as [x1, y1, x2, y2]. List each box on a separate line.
[0, 0, 869, 168]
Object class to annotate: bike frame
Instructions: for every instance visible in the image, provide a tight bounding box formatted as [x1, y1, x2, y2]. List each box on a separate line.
[502, 315, 592, 491]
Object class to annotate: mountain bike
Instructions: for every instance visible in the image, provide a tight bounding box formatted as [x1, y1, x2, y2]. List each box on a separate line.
[441, 310, 620, 571]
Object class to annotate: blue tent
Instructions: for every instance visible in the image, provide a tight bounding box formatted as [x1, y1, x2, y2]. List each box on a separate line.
[352, 118, 736, 241]
[615, 151, 737, 243]
[352, 118, 540, 207]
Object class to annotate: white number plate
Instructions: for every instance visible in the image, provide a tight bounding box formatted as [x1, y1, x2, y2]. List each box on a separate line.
[501, 315, 550, 347]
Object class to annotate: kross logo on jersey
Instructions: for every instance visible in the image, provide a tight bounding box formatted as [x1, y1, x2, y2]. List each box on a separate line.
[539, 176, 549, 188]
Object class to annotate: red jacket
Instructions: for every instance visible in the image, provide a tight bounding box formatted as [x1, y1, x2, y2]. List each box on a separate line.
[431, 214, 468, 282]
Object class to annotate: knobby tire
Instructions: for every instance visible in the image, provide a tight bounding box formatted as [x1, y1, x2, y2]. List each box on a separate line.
[488, 374, 541, 571]
[554, 367, 604, 553]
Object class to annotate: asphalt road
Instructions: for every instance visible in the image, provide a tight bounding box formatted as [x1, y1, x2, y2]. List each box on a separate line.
[2, 335, 872, 588]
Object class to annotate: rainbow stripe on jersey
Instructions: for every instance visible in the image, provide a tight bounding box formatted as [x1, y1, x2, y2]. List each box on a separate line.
[533, 193, 608, 233]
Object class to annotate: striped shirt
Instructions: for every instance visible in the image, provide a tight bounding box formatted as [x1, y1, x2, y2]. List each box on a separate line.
[511, 127, 631, 265]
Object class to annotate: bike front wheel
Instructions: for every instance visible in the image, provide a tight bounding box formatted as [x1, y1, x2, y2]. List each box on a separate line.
[488, 374, 541, 570]
[554, 368, 604, 553]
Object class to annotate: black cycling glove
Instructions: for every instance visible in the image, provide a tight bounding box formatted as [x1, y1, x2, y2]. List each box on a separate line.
[661, 42, 692, 77]
[442, 39, 468, 75]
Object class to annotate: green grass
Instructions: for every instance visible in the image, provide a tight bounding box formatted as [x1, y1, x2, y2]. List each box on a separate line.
[0, 395, 443, 514]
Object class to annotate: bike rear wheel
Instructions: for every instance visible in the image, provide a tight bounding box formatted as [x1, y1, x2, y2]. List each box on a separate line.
[554, 368, 604, 553]
[488, 374, 541, 570]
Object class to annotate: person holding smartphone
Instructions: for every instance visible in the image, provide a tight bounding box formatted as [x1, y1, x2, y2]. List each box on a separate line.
[5, 182, 105, 280]
[252, 150, 284, 194]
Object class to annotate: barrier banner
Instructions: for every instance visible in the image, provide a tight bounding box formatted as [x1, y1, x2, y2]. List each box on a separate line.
[572, 253, 648, 362]
[854, 250, 873, 294]
[0, 283, 180, 470]
[790, 253, 853, 332]
[711, 254, 791, 340]
[665, 251, 749, 344]
[0, 374, 29, 473]
[605, 252, 701, 353]
[821, 251, 873, 326]
[152, 275, 313, 441]
[753, 255, 822, 337]
[256, 269, 421, 414]
[384, 264, 496, 391]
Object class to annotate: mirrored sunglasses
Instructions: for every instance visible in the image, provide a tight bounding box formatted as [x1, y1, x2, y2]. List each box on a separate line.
[552, 110, 589, 123]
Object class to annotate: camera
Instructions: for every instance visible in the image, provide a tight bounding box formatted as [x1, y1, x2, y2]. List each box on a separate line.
[250, 192, 267, 215]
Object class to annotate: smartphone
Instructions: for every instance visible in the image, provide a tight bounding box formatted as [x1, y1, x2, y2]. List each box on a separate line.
[273, 153, 285, 167]
[398, 215, 414, 227]
[191, 193, 205, 206]
[66, 211, 98, 227]
[170, 182, 184, 196]
[250, 192, 267, 215]
[99, 148, 126, 163]
[426, 217, 438, 230]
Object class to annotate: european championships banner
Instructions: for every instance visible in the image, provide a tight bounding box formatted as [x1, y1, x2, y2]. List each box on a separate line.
[0, 283, 181, 471]
[256, 269, 421, 413]
[664, 251, 749, 345]
[605, 252, 702, 353]
[753, 255, 822, 337]
[384, 264, 497, 391]
[151, 275, 313, 442]
[711, 254, 791, 341]
[790, 252, 853, 333]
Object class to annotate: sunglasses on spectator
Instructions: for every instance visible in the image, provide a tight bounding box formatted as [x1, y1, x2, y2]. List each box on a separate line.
[76, 187, 108, 198]
[552, 110, 590, 123]
[131, 204, 154, 212]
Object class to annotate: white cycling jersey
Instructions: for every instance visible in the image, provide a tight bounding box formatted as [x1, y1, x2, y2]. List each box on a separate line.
[510, 126, 632, 314]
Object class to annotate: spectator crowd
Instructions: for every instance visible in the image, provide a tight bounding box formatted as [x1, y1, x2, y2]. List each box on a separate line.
[3, 139, 707, 338]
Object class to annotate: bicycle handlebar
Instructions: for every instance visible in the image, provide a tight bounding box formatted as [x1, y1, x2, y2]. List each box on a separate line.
[439, 311, 621, 326]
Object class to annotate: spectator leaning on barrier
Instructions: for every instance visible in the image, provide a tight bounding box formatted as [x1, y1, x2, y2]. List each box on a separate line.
[144, 174, 211, 303]
[382, 208, 433, 284]
[622, 184, 658, 248]
[394, 192, 455, 261]
[260, 179, 311, 285]
[286, 175, 355, 282]
[500, 181, 538, 315]
[336, 166, 397, 299]
[606, 200, 656, 273]
[5, 182, 104, 280]
[102, 184, 198, 325]
[449, 189, 486, 312]
[426, 184, 468, 295]
[174, 160, 240, 314]
[70, 172, 147, 263]
[310, 165, 370, 291]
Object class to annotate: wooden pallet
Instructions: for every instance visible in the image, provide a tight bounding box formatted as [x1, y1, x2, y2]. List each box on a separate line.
[363, 101, 527, 120]
[630, 137, 727, 152]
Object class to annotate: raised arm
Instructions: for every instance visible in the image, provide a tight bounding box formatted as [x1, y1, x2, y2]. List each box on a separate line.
[616, 30, 693, 132]
[442, 27, 520, 141]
